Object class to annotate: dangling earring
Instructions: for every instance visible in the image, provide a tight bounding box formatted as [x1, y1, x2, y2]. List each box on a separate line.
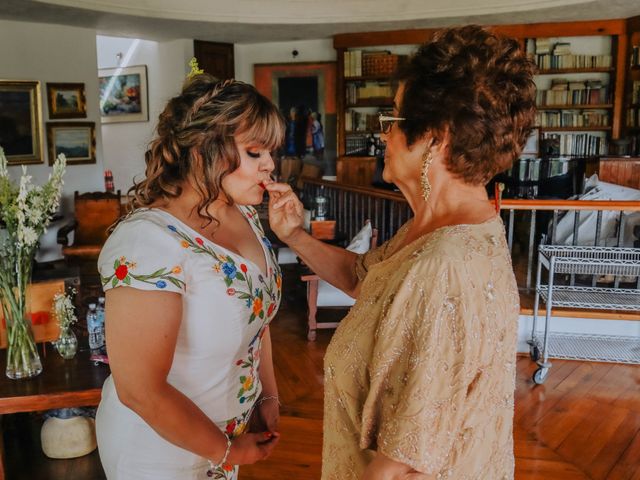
[420, 149, 433, 202]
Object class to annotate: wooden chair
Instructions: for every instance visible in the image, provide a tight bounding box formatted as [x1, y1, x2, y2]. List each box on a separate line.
[301, 223, 378, 341]
[57, 191, 122, 263]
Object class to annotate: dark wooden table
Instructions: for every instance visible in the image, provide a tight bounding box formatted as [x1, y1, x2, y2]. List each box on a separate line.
[0, 344, 109, 479]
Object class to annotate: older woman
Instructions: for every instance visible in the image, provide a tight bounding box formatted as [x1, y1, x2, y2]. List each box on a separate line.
[97, 76, 284, 479]
[267, 25, 536, 479]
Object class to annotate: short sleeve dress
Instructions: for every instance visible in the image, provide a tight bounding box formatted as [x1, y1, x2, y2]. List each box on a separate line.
[95, 206, 281, 480]
[323, 217, 520, 479]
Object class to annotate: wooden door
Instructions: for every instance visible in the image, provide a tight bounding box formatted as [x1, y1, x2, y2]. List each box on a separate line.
[193, 40, 234, 80]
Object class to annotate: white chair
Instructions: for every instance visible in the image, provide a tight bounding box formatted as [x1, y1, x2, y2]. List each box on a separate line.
[301, 221, 377, 341]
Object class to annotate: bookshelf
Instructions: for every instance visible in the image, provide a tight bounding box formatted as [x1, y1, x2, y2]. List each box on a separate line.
[333, 20, 631, 187]
[625, 16, 640, 155]
[527, 35, 615, 157]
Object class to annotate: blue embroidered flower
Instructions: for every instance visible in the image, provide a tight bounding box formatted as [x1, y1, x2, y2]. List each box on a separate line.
[167, 225, 177, 232]
[245, 298, 252, 308]
[262, 237, 272, 249]
[254, 288, 261, 297]
[156, 280, 167, 288]
[222, 262, 237, 279]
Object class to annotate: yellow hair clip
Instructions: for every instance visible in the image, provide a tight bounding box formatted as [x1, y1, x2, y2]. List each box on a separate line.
[187, 57, 204, 79]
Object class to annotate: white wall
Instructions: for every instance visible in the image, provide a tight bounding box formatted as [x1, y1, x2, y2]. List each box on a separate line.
[96, 36, 194, 193]
[0, 19, 105, 200]
[0, 19, 105, 261]
[234, 38, 335, 83]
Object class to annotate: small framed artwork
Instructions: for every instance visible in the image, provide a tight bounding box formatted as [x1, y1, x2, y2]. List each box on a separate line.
[0, 80, 43, 165]
[46, 122, 96, 165]
[46, 82, 86, 119]
[98, 65, 148, 123]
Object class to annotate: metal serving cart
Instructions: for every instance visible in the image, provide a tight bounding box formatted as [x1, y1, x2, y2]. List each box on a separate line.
[528, 245, 640, 384]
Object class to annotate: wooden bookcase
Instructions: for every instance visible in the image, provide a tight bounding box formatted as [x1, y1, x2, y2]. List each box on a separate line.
[625, 15, 640, 155]
[333, 20, 634, 186]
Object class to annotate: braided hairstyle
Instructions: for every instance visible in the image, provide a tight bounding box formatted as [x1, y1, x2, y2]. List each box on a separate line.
[129, 75, 284, 225]
[397, 25, 537, 185]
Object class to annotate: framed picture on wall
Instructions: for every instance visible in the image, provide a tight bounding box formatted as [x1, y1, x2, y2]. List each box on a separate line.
[46, 82, 87, 119]
[46, 121, 96, 165]
[0, 80, 43, 165]
[98, 65, 148, 123]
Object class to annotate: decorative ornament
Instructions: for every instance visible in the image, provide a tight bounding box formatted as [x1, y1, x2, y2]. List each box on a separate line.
[187, 57, 204, 79]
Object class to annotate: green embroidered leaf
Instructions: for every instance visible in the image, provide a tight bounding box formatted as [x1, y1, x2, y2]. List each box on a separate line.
[259, 311, 264, 319]
[224, 277, 232, 287]
[113, 259, 120, 269]
[123, 276, 131, 285]
[111, 277, 118, 288]
[168, 277, 184, 289]
[239, 375, 246, 382]
[249, 313, 255, 323]
[235, 272, 245, 281]
[237, 389, 244, 398]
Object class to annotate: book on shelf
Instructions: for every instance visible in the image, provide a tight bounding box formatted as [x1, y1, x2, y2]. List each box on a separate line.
[536, 79, 610, 106]
[536, 110, 609, 128]
[631, 46, 639, 67]
[541, 132, 608, 157]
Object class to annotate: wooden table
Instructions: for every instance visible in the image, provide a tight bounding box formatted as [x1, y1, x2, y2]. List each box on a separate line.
[0, 343, 109, 479]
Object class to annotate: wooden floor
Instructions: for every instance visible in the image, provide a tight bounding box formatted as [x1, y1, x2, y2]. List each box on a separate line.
[4, 266, 640, 479]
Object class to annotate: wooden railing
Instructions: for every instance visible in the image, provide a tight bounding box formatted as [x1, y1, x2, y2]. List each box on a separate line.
[302, 179, 640, 291]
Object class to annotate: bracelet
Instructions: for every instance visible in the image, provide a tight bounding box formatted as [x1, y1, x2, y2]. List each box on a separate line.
[207, 433, 232, 476]
[257, 394, 280, 406]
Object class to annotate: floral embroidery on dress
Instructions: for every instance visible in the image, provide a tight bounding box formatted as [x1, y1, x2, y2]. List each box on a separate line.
[100, 256, 185, 290]
[167, 222, 280, 324]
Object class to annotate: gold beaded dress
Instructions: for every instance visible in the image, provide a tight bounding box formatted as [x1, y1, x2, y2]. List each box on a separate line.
[323, 217, 519, 479]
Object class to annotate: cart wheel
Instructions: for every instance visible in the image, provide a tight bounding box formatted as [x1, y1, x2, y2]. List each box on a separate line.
[307, 329, 317, 342]
[529, 344, 541, 362]
[533, 367, 549, 385]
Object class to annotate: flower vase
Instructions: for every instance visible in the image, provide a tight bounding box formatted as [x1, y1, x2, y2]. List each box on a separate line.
[1, 262, 43, 379]
[54, 326, 78, 360]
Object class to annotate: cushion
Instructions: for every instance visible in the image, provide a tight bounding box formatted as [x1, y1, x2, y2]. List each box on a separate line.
[346, 222, 373, 254]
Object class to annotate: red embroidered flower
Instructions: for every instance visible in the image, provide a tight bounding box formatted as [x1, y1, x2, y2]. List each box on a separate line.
[195, 237, 204, 246]
[240, 264, 248, 273]
[115, 265, 128, 280]
[227, 288, 236, 296]
[267, 303, 275, 316]
[222, 463, 233, 472]
[235, 359, 243, 366]
[225, 419, 236, 435]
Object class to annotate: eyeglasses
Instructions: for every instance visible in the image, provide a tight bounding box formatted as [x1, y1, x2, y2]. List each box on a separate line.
[378, 114, 406, 134]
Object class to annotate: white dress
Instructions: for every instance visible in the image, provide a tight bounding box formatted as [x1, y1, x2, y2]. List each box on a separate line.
[96, 207, 282, 480]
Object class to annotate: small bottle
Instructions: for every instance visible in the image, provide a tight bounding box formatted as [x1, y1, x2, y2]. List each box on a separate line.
[104, 170, 114, 193]
[87, 303, 104, 357]
[315, 186, 328, 221]
[96, 297, 106, 354]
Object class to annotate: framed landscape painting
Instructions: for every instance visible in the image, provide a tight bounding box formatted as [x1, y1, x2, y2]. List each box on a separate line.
[46, 122, 96, 165]
[98, 65, 148, 123]
[46, 82, 86, 119]
[0, 80, 43, 165]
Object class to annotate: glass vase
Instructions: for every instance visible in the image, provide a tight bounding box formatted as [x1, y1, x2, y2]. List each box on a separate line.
[1, 258, 42, 379]
[54, 326, 78, 360]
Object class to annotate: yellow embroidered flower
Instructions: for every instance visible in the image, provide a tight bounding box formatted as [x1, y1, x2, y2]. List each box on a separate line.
[276, 275, 282, 289]
[243, 376, 253, 390]
[128, 262, 137, 270]
[213, 264, 221, 273]
[181, 240, 189, 248]
[172, 266, 182, 274]
[119, 256, 126, 263]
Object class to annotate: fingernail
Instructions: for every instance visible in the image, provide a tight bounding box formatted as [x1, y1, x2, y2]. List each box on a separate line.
[264, 432, 273, 438]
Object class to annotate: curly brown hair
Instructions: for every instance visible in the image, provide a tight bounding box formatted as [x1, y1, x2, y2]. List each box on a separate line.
[397, 25, 537, 185]
[129, 75, 284, 224]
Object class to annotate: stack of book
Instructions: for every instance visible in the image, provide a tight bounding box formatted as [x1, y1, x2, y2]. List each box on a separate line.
[345, 82, 393, 104]
[533, 39, 611, 69]
[536, 79, 609, 106]
[542, 132, 608, 156]
[536, 110, 609, 128]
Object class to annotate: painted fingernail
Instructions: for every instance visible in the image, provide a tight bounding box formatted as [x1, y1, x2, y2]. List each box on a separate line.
[264, 432, 273, 439]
